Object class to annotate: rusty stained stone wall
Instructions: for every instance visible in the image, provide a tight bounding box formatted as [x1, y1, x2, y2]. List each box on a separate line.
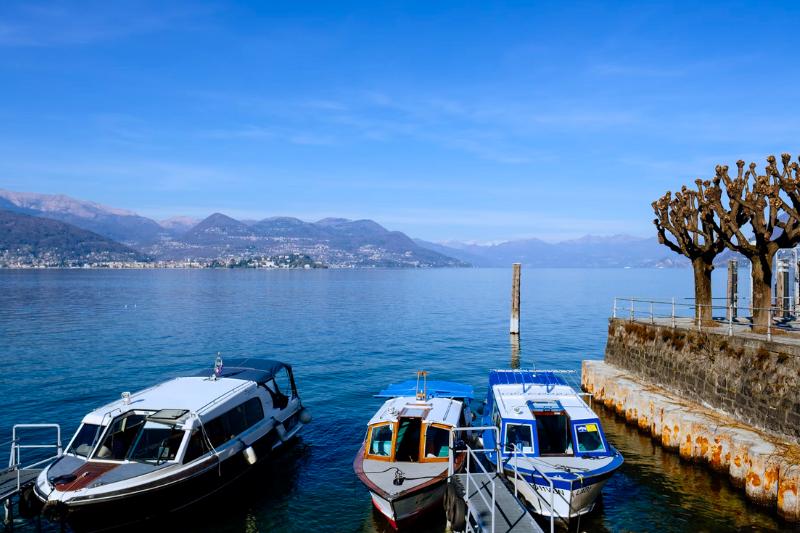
[604, 318, 800, 440]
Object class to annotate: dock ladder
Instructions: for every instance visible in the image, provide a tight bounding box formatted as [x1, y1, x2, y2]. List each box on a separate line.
[1, 424, 62, 524]
[447, 426, 543, 533]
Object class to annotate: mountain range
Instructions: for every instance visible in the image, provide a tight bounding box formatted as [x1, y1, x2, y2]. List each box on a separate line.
[0, 210, 145, 265]
[414, 234, 685, 268]
[0, 188, 690, 268]
[0, 189, 464, 267]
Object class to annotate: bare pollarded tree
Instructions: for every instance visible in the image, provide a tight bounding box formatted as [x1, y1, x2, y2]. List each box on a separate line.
[653, 180, 726, 324]
[709, 154, 800, 329]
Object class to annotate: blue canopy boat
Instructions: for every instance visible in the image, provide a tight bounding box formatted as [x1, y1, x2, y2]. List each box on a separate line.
[481, 369, 623, 519]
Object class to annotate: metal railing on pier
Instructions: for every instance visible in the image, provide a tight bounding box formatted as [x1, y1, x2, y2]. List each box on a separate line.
[3, 424, 62, 523]
[448, 426, 500, 533]
[506, 449, 556, 533]
[611, 297, 796, 341]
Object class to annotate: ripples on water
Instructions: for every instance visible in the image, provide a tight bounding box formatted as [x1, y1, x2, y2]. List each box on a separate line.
[0, 269, 792, 532]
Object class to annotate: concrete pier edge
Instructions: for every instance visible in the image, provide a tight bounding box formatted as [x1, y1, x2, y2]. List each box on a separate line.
[582, 360, 800, 522]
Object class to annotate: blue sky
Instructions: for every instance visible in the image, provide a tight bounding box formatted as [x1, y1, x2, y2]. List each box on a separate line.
[2, 1, 800, 242]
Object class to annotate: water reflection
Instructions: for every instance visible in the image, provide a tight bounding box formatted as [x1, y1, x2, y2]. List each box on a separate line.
[576, 405, 792, 533]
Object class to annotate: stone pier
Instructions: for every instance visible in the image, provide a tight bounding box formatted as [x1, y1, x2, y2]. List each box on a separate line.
[582, 360, 799, 521]
[583, 315, 800, 524]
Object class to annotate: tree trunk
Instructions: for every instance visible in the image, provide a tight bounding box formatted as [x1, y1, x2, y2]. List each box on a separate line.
[692, 258, 713, 325]
[750, 253, 774, 331]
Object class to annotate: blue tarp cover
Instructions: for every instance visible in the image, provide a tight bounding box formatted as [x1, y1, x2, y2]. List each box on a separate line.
[375, 380, 474, 400]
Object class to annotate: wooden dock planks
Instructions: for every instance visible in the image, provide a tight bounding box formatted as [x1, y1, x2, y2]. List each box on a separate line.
[0, 468, 40, 503]
[452, 472, 543, 533]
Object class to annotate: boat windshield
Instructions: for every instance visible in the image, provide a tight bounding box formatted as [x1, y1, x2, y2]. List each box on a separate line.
[367, 424, 394, 458]
[127, 421, 185, 463]
[94, 412, 184, 463]
[67, 423, 103, 457]
[95, 413, 147, 460]
[505, 423, 534, 454]
[574, 422, 605, 453]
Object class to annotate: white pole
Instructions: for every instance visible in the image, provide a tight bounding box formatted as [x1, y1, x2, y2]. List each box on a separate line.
[671, 297, 676, 329]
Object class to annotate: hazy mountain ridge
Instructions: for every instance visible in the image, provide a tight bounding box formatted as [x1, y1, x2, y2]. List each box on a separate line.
[0, 210, 146, 265]
[0, 187, 712, 268]
[0, 189, 168, 245]
[415, 234, 689, 267]
[0, 189, 465, 267]
[169, 212, 466, 267]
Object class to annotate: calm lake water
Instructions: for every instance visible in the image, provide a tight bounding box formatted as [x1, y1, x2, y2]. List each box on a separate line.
[0, 268, 793, 532]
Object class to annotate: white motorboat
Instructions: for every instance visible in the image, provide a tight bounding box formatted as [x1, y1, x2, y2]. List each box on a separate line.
[482, 369, 623, 520]
[353, 372, 473, 529]
[30, 357, 311, 529]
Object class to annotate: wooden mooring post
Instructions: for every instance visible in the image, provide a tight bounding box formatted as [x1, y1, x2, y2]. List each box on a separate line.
[727, 259, 738, 321]
[510, 335, 520, 369]
[510, 263, 521, 335]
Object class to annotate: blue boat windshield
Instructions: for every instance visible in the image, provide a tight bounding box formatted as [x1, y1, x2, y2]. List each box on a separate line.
[504, 423, 534, 454]
[574, 421, 606, 453]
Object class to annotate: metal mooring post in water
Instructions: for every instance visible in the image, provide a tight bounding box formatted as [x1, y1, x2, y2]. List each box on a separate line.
[510, 263, 521, 335]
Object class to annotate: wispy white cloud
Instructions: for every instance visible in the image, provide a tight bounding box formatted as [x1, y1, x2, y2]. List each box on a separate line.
[192, 89, 638, 164]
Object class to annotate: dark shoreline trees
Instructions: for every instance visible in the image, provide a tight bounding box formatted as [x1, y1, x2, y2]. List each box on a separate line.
[653, 182, 725, 324]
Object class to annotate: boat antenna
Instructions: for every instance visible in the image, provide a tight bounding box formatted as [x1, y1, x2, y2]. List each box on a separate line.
[415, 370, 428, 401]
[212, 353, 224, 380]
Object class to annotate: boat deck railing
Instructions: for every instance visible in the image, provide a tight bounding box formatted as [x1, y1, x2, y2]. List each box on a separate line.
[195, 380, 254, 416]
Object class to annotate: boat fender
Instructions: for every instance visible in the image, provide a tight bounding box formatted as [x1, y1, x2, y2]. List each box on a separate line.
[451, 495, 466, 533]
[299, 408, 312, 424]
[42, 500, 69, 522]
[242, 446, 257, 465]
[18, 485, 43, 519]
[444, 484, 456, 524]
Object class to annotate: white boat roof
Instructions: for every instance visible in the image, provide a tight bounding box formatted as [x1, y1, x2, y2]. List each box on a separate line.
[368, 396, 463, 426]
[490, 370, 596, 422]
[81, 376, 255, 426]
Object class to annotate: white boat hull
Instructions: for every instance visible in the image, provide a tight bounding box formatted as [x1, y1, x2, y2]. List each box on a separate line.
[369, 482, 445, 528]
[509, 474, 607, 518]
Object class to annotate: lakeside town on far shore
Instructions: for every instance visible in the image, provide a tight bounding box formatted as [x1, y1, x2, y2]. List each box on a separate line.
[0, 253, 327, 270]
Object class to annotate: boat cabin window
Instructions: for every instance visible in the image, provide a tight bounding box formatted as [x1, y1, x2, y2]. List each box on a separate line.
[127, 421, 185, 463]
[424, 425, 450, 460]
[535, 413, 574, 456]
[367, 423, 393, 458]
[204, 397, 265, 448]
[96, 413, 147, 460]
[67, 423, 102, 457]
[394, 418, 422, 462]
[574, 422, 605, 453]
[182, 429, 211, 463]
[504, 423, 534, 454]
